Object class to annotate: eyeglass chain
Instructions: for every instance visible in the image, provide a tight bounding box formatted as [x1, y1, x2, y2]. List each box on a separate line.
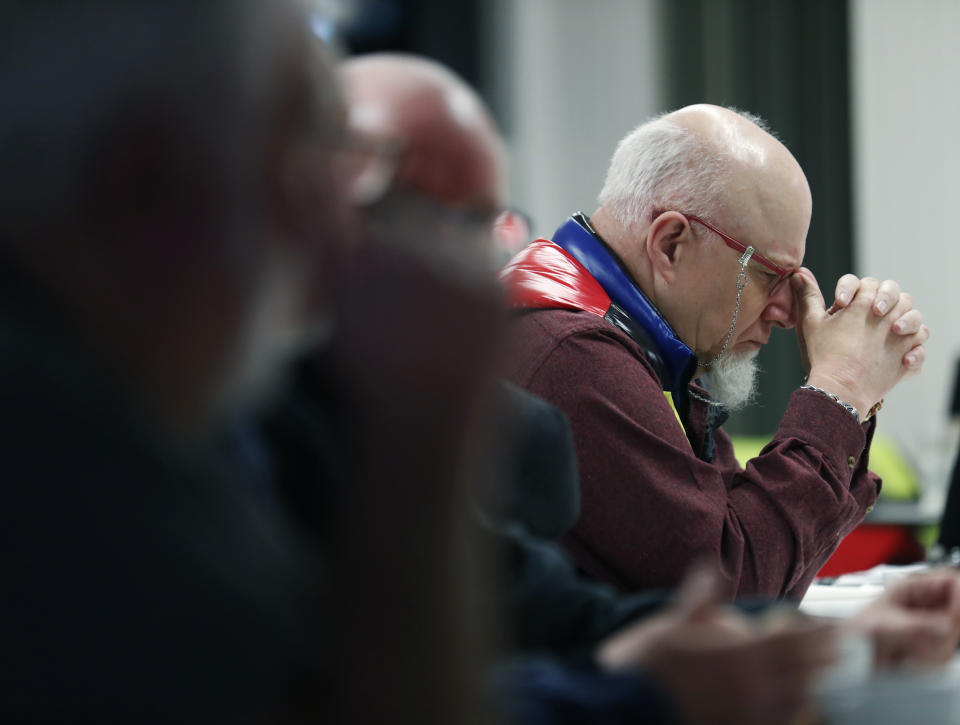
[687, 246, 755, 407]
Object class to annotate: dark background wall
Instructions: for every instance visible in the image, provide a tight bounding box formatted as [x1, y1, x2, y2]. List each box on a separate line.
[340, 0, 484, 89]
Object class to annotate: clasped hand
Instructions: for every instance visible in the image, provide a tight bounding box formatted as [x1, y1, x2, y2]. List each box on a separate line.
[792, 270, 929, 417]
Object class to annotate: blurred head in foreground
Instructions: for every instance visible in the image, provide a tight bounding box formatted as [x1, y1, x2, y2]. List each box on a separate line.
[338, 52, 526, 276]
[0, 2, 356, 721]
[0, 0, 353, 435]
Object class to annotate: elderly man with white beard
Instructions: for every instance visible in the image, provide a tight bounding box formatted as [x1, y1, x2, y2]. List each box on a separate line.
[501, 105, 929, 599]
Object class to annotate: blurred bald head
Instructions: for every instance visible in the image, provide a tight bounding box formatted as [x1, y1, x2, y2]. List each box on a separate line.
[0, 1, 352, 432]
[339, 53, 506, 210]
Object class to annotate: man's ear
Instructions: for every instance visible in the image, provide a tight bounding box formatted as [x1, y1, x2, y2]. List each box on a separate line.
[645, 211, 692, 285]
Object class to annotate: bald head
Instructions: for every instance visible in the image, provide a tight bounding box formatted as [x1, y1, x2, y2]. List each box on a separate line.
[595, 104, 811, 274]
[661, 104, 811, 242]
[339, 53, 506, 210]
[664, 104, 782, 166]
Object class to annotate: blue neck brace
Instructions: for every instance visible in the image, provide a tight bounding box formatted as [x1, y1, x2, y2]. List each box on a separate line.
[551, 214, 698, 395]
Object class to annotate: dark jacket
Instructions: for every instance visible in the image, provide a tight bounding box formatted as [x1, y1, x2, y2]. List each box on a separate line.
[0, 268, 323, 723]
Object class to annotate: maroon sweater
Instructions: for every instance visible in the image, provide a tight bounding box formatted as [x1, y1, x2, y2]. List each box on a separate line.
[505, 308, 880, 599]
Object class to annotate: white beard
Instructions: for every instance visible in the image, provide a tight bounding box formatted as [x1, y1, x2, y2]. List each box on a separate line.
[702, 350, 759, 411]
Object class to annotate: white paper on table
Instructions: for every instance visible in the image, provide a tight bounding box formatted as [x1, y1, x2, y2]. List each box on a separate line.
[827, 562, 930, 588]
[799, 583, 885, 619]
[799, 563, 932, 619]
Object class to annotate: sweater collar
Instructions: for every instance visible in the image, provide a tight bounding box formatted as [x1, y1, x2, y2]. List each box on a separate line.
[551, 213, 698, 396]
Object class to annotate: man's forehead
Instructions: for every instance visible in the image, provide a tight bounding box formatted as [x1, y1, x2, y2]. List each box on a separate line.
[754, 240, 804, 272]
[730, 216, 807, 270]
[721, 167, 810, 267]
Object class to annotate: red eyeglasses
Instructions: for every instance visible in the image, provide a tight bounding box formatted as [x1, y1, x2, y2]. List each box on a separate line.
[683, 213, 797, 297]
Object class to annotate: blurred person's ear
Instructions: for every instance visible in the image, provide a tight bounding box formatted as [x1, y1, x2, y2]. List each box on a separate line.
[492, 210, 532, 261]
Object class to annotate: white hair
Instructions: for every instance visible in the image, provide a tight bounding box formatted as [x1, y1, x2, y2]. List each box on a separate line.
[703, 350, 760, 411]
[597, 107, 772, 233]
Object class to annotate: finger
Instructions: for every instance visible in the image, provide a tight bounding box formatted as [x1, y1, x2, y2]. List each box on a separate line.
[886, 571, 948, 608]
[675, 563, 725, 621]
[873, 635, 910, 669]
[903, 340, 927, 371]
[830, 273, 862, 312]
[872, 279, 901, 316]
[902, 569, 960, 618]
[885, 291, 916, 330]
[759, 621, 840, 672]
[909, 619, 958, 666]
[939, 572, 960, 624]
[892, 308, 922, 335]
[872, 613, 954, 668]
[791, 267, 827, 321]
[850, 276, 880, 310]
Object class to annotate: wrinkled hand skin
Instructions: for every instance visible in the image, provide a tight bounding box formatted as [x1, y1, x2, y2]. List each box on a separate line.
[597, 567, 837, 725]
[847, 568, 960, 669]
[792, 269, 929, 417]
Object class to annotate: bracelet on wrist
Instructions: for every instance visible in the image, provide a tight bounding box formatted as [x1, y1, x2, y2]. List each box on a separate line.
[864, 398, 884, 422]
[799, 384, 861, 423]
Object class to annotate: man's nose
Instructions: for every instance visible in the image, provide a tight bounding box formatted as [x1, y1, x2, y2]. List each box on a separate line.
[762, 281, 797, 329]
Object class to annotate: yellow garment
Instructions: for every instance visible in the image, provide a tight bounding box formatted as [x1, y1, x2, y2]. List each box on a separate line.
[729, 433, 920, 502]
[663, 391, 686, 435]
[868, 434, 920, 501]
